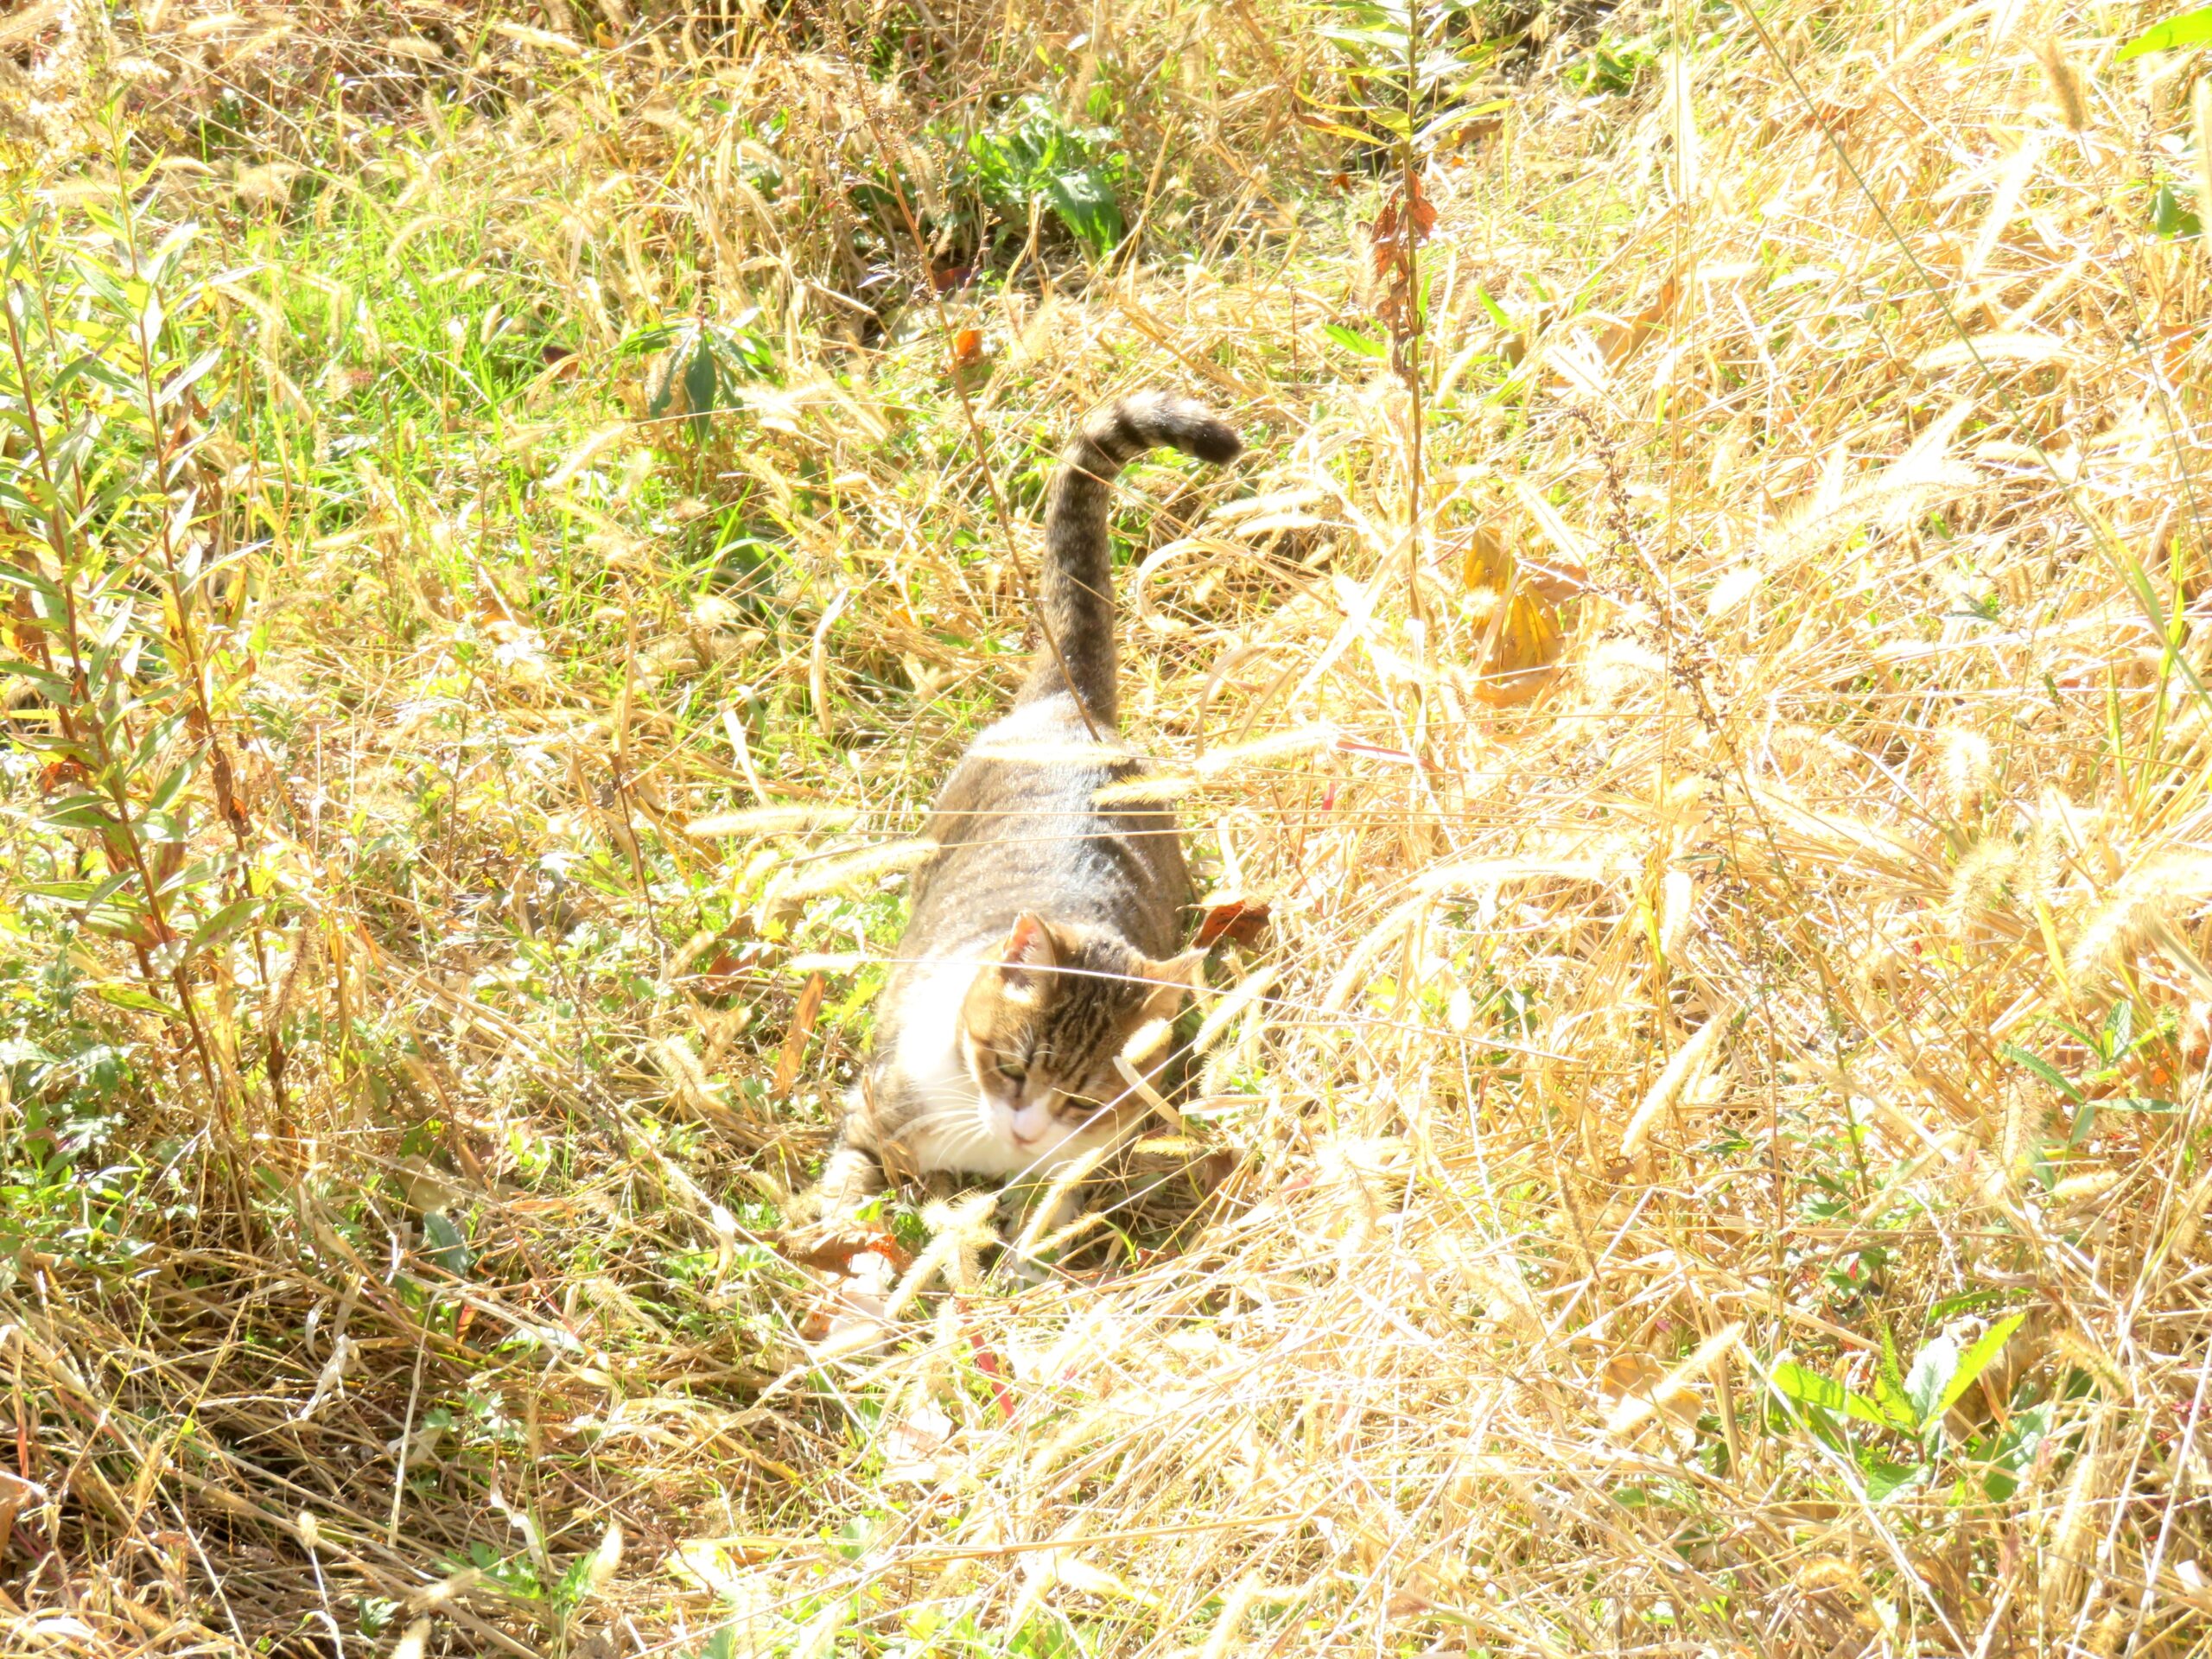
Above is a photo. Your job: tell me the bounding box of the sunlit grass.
[3,1,2210,1655]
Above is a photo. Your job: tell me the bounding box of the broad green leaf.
[1045,169,1122,257]
[186,896,266,963]
[1768,1359,1899,1430]
[2001,1042,2082,1102]
[156,348,223,410]
[1416,99,1508,148]
[40,796,124,834]
[149,219,200,283]
[680,330,719,432]
[1303,118,1383,144]
[1928,1287,2012,1321]
[1850,1390,1914,1433]
[1873,1320,1916,1431]
[0,660,72,702]
[1937,1313,2027,1416]
[147,755,199,813]
[92,982,184,1020]
[647,325,695,420]
[85,870,137,912]
[1325,321,1388,359]
[422,1209,474,1277]
[1860,1456,1926,1503]
[2118,5,2212,59]
[22,879,101,902]
[1906,1334,1960,1428]
[2153,183,2203,238]
[0,559,65,603]
[2103,1000,2133,1054]
[1975,1400,2050,1501]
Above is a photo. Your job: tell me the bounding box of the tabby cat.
[812,391,1243,1225]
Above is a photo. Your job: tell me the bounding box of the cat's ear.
[1141,947,1206,1020]
[998,912,1059,1000]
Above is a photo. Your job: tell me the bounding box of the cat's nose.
[1008,1104,1049,1147]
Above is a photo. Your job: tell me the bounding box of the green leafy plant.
[2117,6,2212,60]
[643,313,779,442]
[1314,0,1499,153]
[2002,1000,2177,1147]
[1564,33,1661,96]
[0,192,289,1141]
[960,94,1132,258]
[2150,175,2205,238]
[1767,1313,2028,1501]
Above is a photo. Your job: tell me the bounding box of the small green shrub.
[960,93,1132,258]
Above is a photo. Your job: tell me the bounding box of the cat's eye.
[996,1059,1027,1086]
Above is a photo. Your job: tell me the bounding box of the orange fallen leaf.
[1465,589,1565,708]
[1459,524,1513,591]
[1599,275,1681,366]
[2158,321,2195,383]
[772,971,826,1096]
[951,327,983,369]
[1196,894,1271,950]
[695,950,748,999]
[1522,555,1588,603]
[38,758,89,795]
[779,1227,912,1275]
[1406,168,1436,235]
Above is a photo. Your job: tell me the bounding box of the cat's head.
[958,912,1201,1167]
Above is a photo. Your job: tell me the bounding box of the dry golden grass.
[3,0,2212,1655]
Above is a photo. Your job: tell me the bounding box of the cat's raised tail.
[1021,391,1243,728]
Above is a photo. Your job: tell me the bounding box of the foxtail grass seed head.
[2036,35,2090,131]
[1622,1017,1727,1156]
[1938,726,1993,819]
[586,1521,623,1594]
[1657,868,1694,961]
[1947,836,2016,932]
[2069,853,2212,978]
[2023,797,2067,908]
[1993,1078,2037,1196]
[2166,1166,2212,1262]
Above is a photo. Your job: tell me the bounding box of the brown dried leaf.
[38,758,89,795]
[1370,199,1402,281]
[1459,524,1512,591]
[1522,555,1588,603]
[772,971,826,1096]
[694,950,749,1000]
[1406,168,1436,237]
[1195,893,1271,950]
[1599,275,1681,366]
[779,1228,912,1275]
[1466,590,1565,708]
[1374,277,1409,333]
